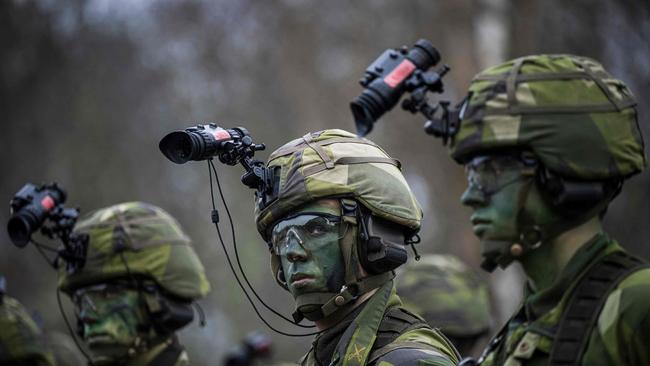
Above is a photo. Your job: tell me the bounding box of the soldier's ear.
[277,268,287,286]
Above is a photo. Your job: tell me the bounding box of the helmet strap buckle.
[340,198,358,225]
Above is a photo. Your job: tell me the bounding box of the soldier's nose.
[285,231,308,262]
[460,184,488,208]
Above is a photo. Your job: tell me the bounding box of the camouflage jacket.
[125,337,190,366]
[479,234,650,366]
[300,281,459,366]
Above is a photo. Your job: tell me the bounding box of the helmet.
[396,254,491,354]
[254,129,422,321]
[448,55,646,271]
[0,287,56,366]
[255,129,422,238]
[58,202,210,300]
[451,54,645,179]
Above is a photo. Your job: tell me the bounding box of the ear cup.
[144,291,194,335]
[536,167,609,217]
[357,214,408,274]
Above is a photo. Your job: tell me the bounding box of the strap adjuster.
[340,199,358,225]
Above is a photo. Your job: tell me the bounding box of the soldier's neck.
[520,216,602,292]
[315,288,377,330]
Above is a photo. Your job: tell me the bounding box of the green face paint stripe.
[76,288,147,363]
[277,207,346,302]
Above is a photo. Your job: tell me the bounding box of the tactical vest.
[301,281,458,366]
[479,250,648,366]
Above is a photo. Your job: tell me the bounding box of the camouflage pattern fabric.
[478,234,650,366]
[396,254,491,338]
[299,281,460,366]
[450,54,646,180]
[255,129,422,241]
[131,338,190,366]
[43,331,86,366]
[0,293,56,366]
[58,201,210,300]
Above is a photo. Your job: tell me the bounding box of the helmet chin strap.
[292,272,395,322]
[291,199,395,323]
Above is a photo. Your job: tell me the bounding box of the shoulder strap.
[549,251,649,366]
[368,307,460,364]
[149,338,185,366]
[367,341,445,365]
[373,307,429,349]
[331,281,394,366]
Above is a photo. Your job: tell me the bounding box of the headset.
[534,158,623,218]
[357,211,410,274]
[345,201,415,275]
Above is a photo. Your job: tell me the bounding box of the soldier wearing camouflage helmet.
[0,275,57,366]
[440,55,650,365]
[254,129,460,366]
[396,254,492,357]
[57,202,211,366]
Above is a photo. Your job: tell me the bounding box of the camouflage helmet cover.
[57,202,210,300]
[0,293,56,366]
[451,54,645,180]
[255,129,423,240]
[397,254,491,336]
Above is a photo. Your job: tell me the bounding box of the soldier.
[57,202,211,366]
[441,55,649,364]
[253,129,460,366]
[0,275,57,366]
[396,254,492,357]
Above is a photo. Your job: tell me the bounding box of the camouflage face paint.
[274,201,346,299]
[464,155,529,195]
[271,215,345,255]
[462,154,563,253]
[73,283,149,364]
[461,155,530,240]
[461,171,521,242]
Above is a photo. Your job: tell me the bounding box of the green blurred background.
[1,0,649,364]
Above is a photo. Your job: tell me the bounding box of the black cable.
[210,160,314,328]
[56,289,95,366]
[30,239,57,268]
[119,251,139,289]
[30,239,59,253]
[193,302,206,327]
[206,160,320,337]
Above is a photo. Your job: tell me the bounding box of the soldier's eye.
[305,218,329,236]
